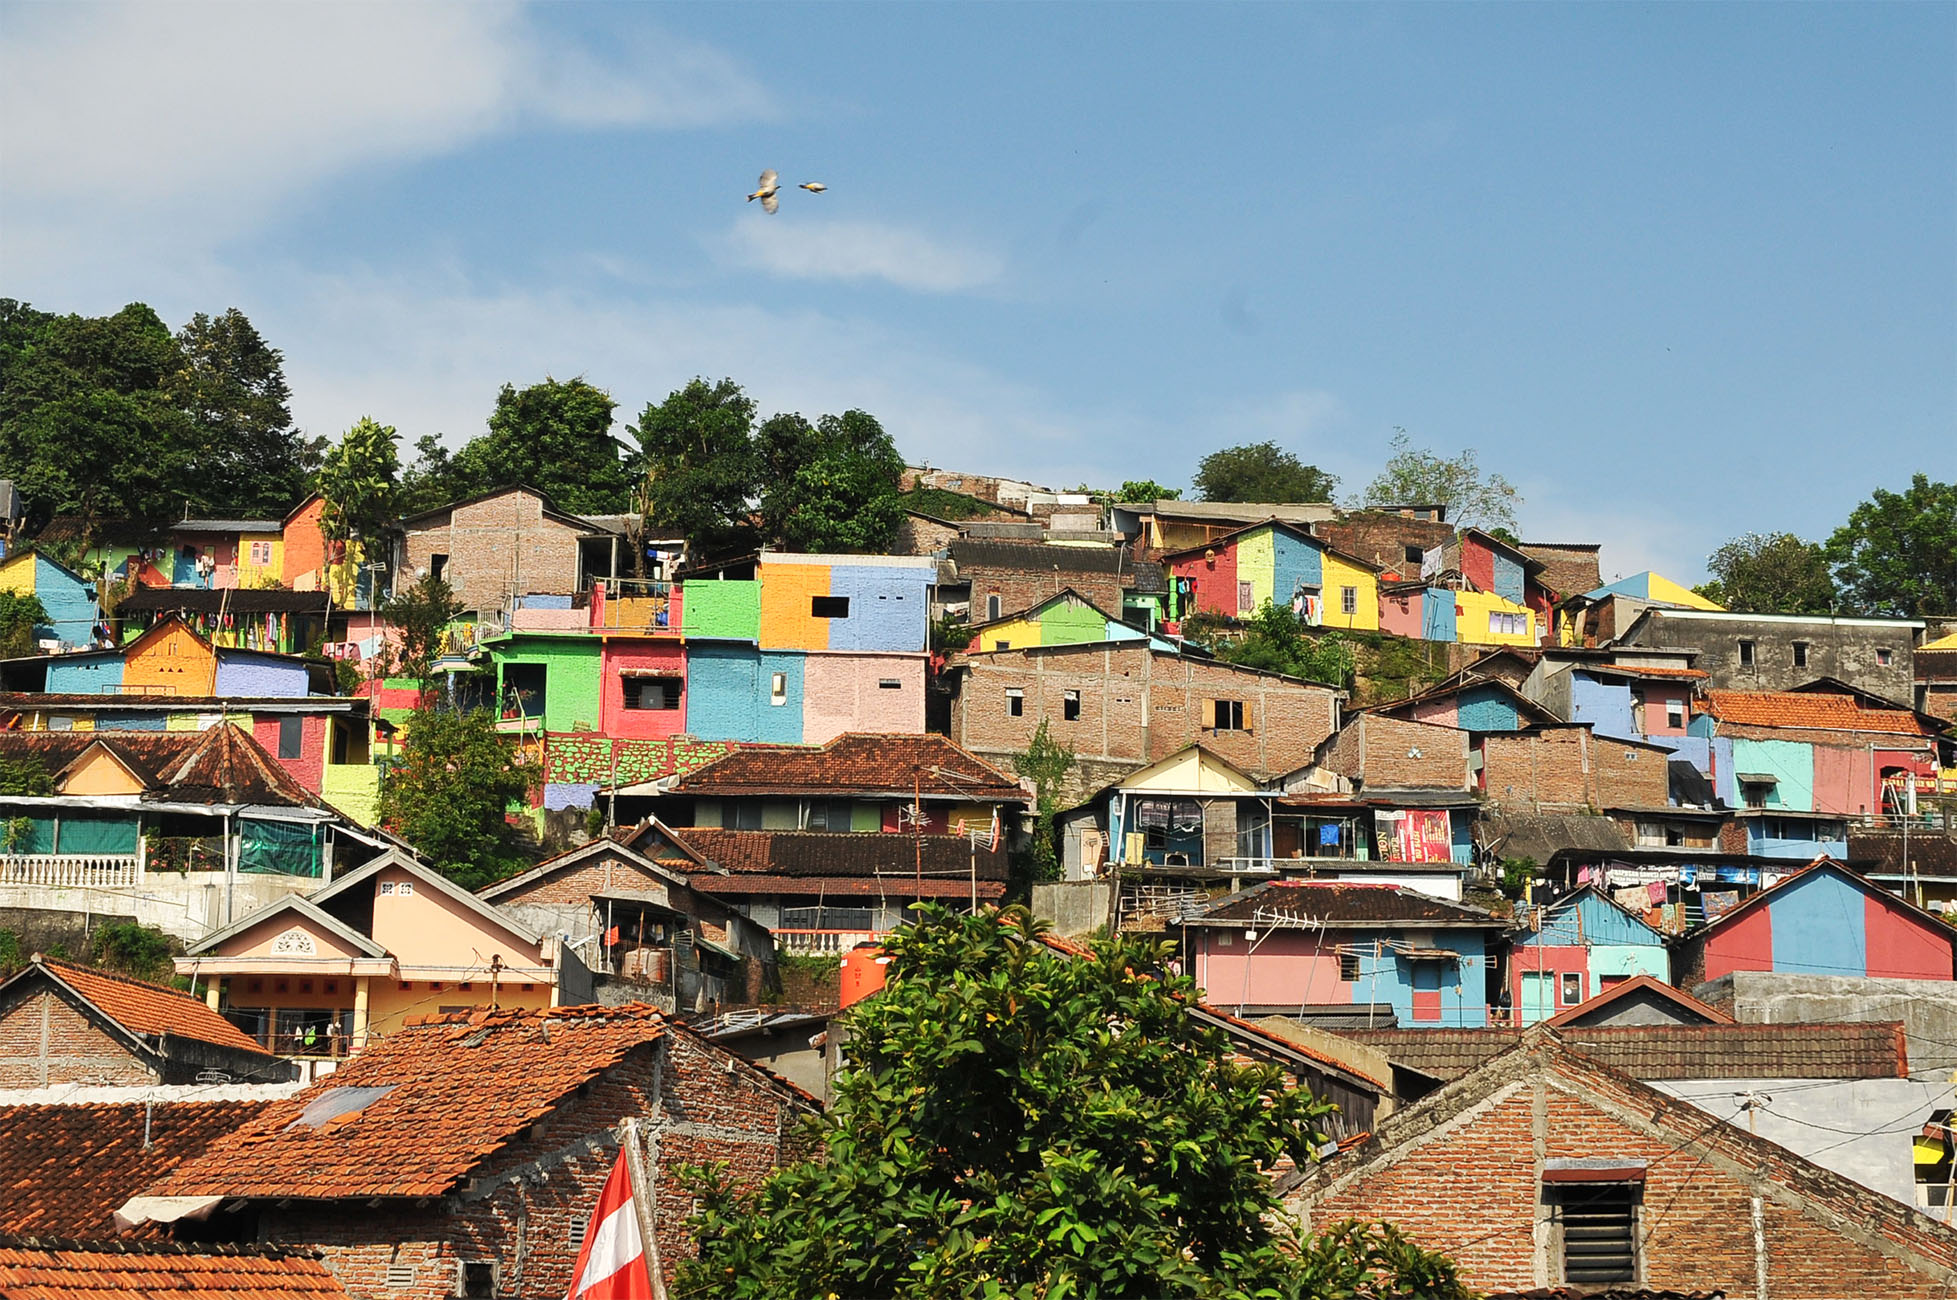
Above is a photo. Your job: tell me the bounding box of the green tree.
[450,378,630,515]
[0,590,50,658]
[1825,475,1957,616]
[1193,442,1338,503]
[1694,532,1836,614]
[758,408,906,552]
[1010,719,1075,893]
[90,921,178,983]
[680,905,1471,1300]
[1361,429,1520,534]
[627,377,760,556]
[1214,601,1356,689]
[316,417,401,558]
[379,707,531,889]
[0,755,52,797]
[168,309,319,515]
[376,575,465,704]
[1115,479,1180,502]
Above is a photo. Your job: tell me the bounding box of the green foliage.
[1010,720,1075,893]
[379,707,531,890]
[1115,479,1180,502]
[0,589,50,657]
[679,905,1470,1300]
[1498,856,1537,901]
[448,378,630,516]
[90,921,179,983]
[2,817,33,854]
[397,434,464,517]
[0,299,314,528]
[376,575,464,706]
[758,408,906,553]
[316,416,401,548]
[1825,474,1957,616]
[901,487,1004,521]
[1193,442,1338,504]
[0,928,19,975]
[1213,602,1356,689]
[1362,428,1520,534]
[1692,532,1834,614]
[931,609,972,652]
[0,756,52,798]
[628,377,761,555]
[1342,631,1448,706]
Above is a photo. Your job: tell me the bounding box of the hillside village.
[2,346,1957,1294]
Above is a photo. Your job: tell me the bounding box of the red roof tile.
[143,1005,678,1201]
[1702,689,1933,736]
[1182,881,1505,928]
[0,1238,347,1298]
[0,726,321,808]
[38,960,275,1060]
[667,828,1011,880]
[0,1101,271,1237]
[672,733,1027,801]
[1337,1020,1907,1081]
[688,873,1007,900]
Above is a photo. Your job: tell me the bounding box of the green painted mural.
[680,580,762,640]
[490,636,604,733]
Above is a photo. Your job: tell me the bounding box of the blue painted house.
[0,551,99,651]
[1175,880,1508,1026]
[1509,885,1670,1023]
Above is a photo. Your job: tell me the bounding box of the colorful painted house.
[1174,880,1506,1025]
[1559,570,1723,647]
[1672,859,1957,987]
[281,494,377,609]
[1163,521,1381,632]
[0,550,98,649]
[1374,677,1560,734]
[967,589,1173,653]
[1509,886,1670,1024]
[1532,660,1708,743]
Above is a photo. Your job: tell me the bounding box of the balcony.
[773,928,883,956]
[0,854,139,889]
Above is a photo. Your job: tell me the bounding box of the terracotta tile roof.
[0,1101,271,1237]
[672,733,1026,802]
[688,873,1007,901]
[0,1237,347,1298]
[667,828,1012,881]
[1336,1021,1907,1082]
[143,1005,676,1201]
[0,726,320,808]
[35,960,276,1060]
[1584,662,1708,680]
[1702,689,1933,736]
[1179,881,1505,928]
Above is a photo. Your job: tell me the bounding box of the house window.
[1006,688,1024,718]
[429,554,448,583]
[1063,690,1080,722]
[770,672,787,705]
[1340,586,1358,615]
[1211,700,1245,731]
[1561,973,1583,1005]
[1737,639,1755,667]
[811,595,850,618]
[623,678,681,710]
[878,679,902,690]
[277,716,303,760]
[1665,827,1684,847]
[1665,699,1685,730]
[987,594,1002,621]
[732,802,765,830]
[1238,581,1255,614]
[1488,611,1527,637]
[1792,642,1809,668]
[1877,648,1894,667]
[1554,1183,1639,1285]
[1338,951,1361,982]
[249,541,272,565]
[1404,545,1424,565]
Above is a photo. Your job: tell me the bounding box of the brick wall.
[892,514,962,557]
[966,566,1126,622]
[1291,1049,1957,1297]
[1479,729,1671,809]
[403,490,591,609]
[0,991,155,1088]
[1325,715,1468,790]
[1312,514,1454,575]
[950,644,1339,782]
[261,1034,814,1300]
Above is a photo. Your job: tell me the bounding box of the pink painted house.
[600,639,689,741]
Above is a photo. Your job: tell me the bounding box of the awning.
[1736,773,1779,785]
[1542,1158,1647,1184]
[114,1195,223,1231]
[694,934,744,964]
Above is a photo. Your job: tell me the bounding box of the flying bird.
[799,182,827,193]
[747,169,780,214]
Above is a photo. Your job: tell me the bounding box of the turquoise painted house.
[1509,885,1670,1024]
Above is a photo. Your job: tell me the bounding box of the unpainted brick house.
[130,1004,816,1300]
[1285,1032,1957,1297]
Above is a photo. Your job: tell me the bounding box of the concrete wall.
[681,580,762,640]
[214,651,310,699]
[44,655,123,695]
[1031,880,1116,939]
[685,644,805,744]
[1624,610,1920,700]
[1699,969,1957,1070]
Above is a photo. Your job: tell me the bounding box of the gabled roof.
[184,893,389,959]
[476,826,705,902]
[1158,518,1384,573]
[961,587,1125,635]
[1367,675,1562,727]
[396,482,605,533]
[1579,571,1724,610]
[1111,743,1268,796]
[0,1238,348,1299]
[671,733,1027,803]
[661,828,1012,882]
[1177,880,1505,929]
[1543,974,1732,1029]
[0,958,279,1063]
[1335,1020,1907,1082]
[136,1004,802,1202]
[1700,688,1935,737]
[1670,857,1952,951]
[0,725,324,809]
[0,1100,275,1236]
[50,737,158,793]
[307,849,545,947]
[1456,527,1546,572]
[1523,883,1667,944]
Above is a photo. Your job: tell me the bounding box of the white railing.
[0,855,141,888]
[773,928,882,955]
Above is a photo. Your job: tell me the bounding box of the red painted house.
[1672,859,1957,987]
[600,639,688,740]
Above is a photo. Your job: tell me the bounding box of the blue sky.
[3,2,1951,582]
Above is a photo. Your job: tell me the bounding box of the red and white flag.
[566,1147,654,1300]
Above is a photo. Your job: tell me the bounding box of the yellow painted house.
[1453,589,1538,647]
[1320,549,1381,632]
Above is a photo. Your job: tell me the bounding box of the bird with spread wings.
[747,169,780,213]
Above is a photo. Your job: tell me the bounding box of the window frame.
[1737,638,1755,667]
[1062,689,1081,722]
[1551,1181,1640,1286]
[1340,585,1358,615]
[1211,699,1245,731]
[1005,687,1024,718]
[810,595,851,619]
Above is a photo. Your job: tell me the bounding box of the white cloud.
[717,214,1005,293]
